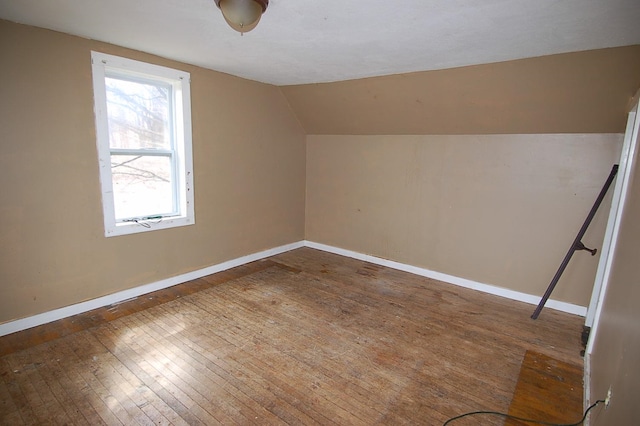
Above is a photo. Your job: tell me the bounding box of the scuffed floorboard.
[505,350,583,426]
[0,247,585,425]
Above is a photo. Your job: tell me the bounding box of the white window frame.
[91,51,195,237]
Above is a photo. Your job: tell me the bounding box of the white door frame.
[584,94,640,418]
[585,100,640,329]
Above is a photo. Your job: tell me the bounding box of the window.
[91,52,194,236]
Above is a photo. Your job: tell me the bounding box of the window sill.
[105,215,195,237]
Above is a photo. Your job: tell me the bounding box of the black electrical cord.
[443,399,605,426]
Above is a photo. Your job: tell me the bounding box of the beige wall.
[306,134,622,306]
[1,17,638,326]
[589,113,640,425]
[282,46,640,135]
[0,20,306,323]
[297,46,640,309]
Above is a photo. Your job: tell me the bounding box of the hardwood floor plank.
[160,292,362,421]
[123,312,278,425]
[47,337,125,425]
[33,340,107,426]
[505,350,583,426]
[59,331,153,426]
[0,248,584,425]
[1,355,43,424]
[1,410,25,425]
[101,323,224,425]
[203,266,517,416]
[192,284,383,423]
[152,298,356,424]
[0,368,22,425]
[194,274,490,424]
[95,344,189,426]
[272,249,583,364]
[35,350,101,425]
[92,325,204,426]
[153,306,330,425]
[132,308,297,425]
[21,347,75,425]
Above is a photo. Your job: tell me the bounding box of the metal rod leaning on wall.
[531,164,619,320]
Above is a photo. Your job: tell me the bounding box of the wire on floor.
[442,399,605,426]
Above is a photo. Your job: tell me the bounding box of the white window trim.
[91,51,195,237]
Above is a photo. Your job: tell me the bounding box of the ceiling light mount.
[214,0,269,34]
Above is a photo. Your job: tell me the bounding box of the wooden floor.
[0,247,585,425]
[505,351,583,426]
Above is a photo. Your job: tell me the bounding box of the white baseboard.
[0,238,586,337]
[0,241,304,337]
[303,240,587,317]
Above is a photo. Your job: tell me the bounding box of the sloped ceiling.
[0,0,639,85]
[281,46,640,134]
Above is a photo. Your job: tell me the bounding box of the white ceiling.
[1,0,639,86]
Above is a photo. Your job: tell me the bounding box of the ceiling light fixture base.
[214,0,269,34]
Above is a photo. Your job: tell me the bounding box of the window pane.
[111,155,174,219]
[106,77,171,150]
